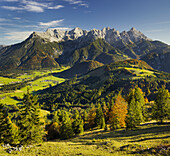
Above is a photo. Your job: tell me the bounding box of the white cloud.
[48,5,64,10]
[79,3,88,8]
[39,19,64,27]
[2,6,24,11]
[50,27,72,30]
[1,0,64,12]
[13,17,21,20]
[4,31,33,41]
[0,18,9,22]
[64,0,89,7]
[22,0,48,8]
[24,4,44,12]
[70,1,83,4]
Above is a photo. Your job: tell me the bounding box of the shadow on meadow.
[77,123,170,142]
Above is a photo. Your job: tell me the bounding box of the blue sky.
[0,0,170,45]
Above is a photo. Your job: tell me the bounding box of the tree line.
[0,86,169,146]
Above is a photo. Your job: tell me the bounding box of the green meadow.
[0,68,67,105]
[0,122,169,156]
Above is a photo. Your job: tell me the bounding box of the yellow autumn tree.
[109,95,128,130]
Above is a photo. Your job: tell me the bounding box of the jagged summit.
[130,27,137,31]
[30,27,150,44]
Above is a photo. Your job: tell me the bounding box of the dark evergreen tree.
[95,103,105,129]
[0,103,18,144]
[152,87,170,123]
[125,97,137,128]
[17,91,44,145]
[72,110,84,134]
[126,87,144,129]
[60,111,74,139]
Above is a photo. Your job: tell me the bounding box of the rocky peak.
[28,27,150,45]
[120,31,132,43]
[127,27,149,43]
[66,27,85,40]
[130,27,137,31]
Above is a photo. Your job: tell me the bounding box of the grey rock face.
[127,27,149,43]
[31,27,150,46]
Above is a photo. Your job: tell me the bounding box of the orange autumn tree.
[109,94,128,130]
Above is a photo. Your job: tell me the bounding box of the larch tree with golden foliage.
[109,95,128,130]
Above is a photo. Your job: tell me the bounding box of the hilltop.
[56,60,104,78]
[38,59,170,109]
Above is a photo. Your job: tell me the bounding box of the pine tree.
[72,110,84,134]
[95,103,105,129]
[17,91,44,145]
[152,87,170,123]
[0,103,18,144]
[60,111,74,139]
[109,95,127,130]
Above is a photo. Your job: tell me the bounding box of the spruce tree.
[126,87,144,129]
[17,91,44,145]
[95,103,105,129]
[0,103,18,144]
[72,110,84,134]
[60,111,74,139]
[126,96,138,128]
[153,87,170,123]
[134,87,145,120]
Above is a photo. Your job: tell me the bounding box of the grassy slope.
[0,122,169,156]
[0,68,67,105]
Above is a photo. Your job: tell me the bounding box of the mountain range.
[0,27,169,72]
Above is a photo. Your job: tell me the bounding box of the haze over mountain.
[0,27,169,72]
